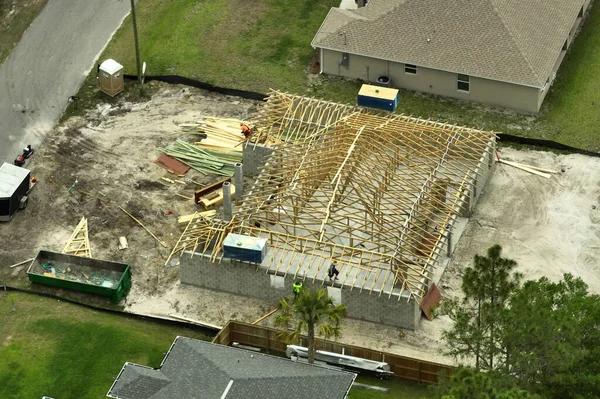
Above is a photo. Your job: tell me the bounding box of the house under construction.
[179,91,496,330]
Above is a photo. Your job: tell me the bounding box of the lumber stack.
[161,140,242,176]
[197,117,246,150]
[499,159,560,178]
[179,117,247,150]
[198,184,236,209]
[177,210,216,230]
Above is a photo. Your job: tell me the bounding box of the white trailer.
[0,163,31,222]
[286,345,393,379]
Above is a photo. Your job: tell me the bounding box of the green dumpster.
[27,250,132,302]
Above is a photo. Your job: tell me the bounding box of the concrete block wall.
[472,145,496,209]
[341,288,421,330]
[459,143,496,217]
[180,253,423,330]
[180,253,288,303]
[242,143,274,177]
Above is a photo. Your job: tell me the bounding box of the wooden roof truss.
[190,92,496,300]
[63,217,92,258]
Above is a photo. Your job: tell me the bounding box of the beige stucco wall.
[321,49,542,112]
[322,50,388,82]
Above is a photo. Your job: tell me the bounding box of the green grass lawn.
[0,292,209,399]
[88,0,600,151]
[0,0,48,64]
[102,0,342,93]
[0,292,435,399]
[350,376,435,399]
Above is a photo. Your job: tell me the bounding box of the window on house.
[457,74,470,92]
[404,64,417,74]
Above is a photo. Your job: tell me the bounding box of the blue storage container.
[223,233,268,263]
[357,84,399,112]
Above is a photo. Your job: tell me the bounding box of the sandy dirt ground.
[441,148,600,301]
[0,82,258,298]
[2,84,600,367]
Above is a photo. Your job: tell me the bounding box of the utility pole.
[130,0,141,83]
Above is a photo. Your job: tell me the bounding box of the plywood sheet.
[154,153,190,175]
[420,283,441,321]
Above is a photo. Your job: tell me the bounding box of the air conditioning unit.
[375,75,392,88]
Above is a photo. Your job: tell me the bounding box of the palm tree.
[275,287,347,364]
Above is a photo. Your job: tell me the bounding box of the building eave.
[313,45,545,89]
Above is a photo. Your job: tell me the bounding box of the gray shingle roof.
[311,0,587,87]
[107,337,355,399]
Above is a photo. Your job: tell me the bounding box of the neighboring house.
[106,336,356,399]
[312,0,592,112]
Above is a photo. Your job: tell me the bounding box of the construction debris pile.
[33,261,122,288]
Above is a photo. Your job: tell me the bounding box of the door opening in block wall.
[327,286,342,305]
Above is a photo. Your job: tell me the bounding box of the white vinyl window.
[404,64,417,74]
[457,74,470,92]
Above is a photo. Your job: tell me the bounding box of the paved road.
[0,0,133,164]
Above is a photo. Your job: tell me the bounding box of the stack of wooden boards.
[161,117,249,177]
[179,117,247,150]
[161,139,242,176]
[499,159,560,178]
[195,117,246,150]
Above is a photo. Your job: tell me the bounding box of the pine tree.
[443,244,521,370]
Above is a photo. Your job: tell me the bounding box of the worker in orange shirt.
[241,123,252,139]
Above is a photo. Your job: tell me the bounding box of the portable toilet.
[357,84,399,112]
[99,59,124,97]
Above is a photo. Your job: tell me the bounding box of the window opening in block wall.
[270,275,285,290]
[327,286,342,305]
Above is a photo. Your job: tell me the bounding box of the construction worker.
[328,263,340,282]
[241,123,252,139]
[292,281,303,299]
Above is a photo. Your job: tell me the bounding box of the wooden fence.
[213,321,452,384]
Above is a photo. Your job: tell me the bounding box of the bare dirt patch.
[0,82,258,301]
[441,148,600,299]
